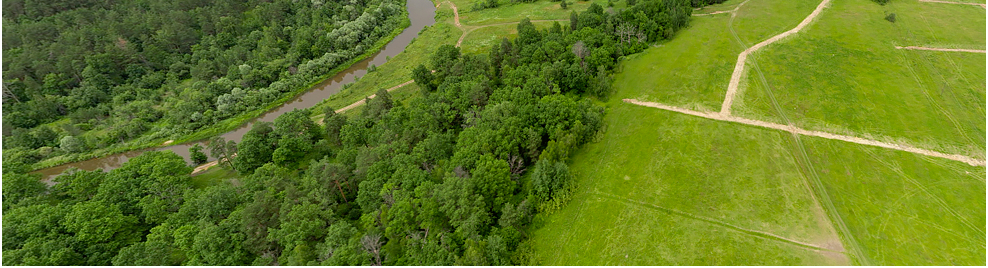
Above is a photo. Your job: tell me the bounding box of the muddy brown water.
[35,0,437,182]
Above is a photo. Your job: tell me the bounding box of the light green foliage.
[59,136,84,153]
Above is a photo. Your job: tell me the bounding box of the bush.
[530,159,570,203]
[884,13,896,23]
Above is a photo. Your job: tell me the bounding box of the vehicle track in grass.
[592,191,845,253]
[918,0,987,8]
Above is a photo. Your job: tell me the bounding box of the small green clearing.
[450,0,619,26]
[191,166,240,188]
[459,20,563,54]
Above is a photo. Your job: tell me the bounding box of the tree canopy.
[2,0,701,265]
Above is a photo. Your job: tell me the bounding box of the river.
[35,0,437,182]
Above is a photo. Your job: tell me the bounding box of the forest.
[3,0,699,265]
[1,0,408,169]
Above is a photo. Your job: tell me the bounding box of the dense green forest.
[3,0,698,265]
[1,0,408,169]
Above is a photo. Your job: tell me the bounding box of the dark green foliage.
[884,13,896,23]
[1,173,47,210]
[323,107,348,146]
[2,0,706,265]
[690,0,728,7]
[233,122,276,174]
[872,0,892,5]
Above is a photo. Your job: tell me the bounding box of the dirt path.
[625,99,986,166]
[191,160,219,175]
[918,0,987,8]
[721,0,832,116]
[693,10,733,16]
[895,46,987,53]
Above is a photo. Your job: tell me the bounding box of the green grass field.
[526,102,849,265]
[734,0,986,156]
[528,0,986,265]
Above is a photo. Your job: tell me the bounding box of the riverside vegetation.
[2,0,409,170]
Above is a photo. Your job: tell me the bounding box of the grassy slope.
[734,0,986,157]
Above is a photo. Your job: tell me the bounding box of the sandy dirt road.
[626,99,986,166]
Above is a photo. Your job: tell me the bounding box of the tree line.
[2,0,700,265]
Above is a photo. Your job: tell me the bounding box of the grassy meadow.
[528,0,986,265]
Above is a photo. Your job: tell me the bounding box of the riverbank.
[28,10,413,173]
